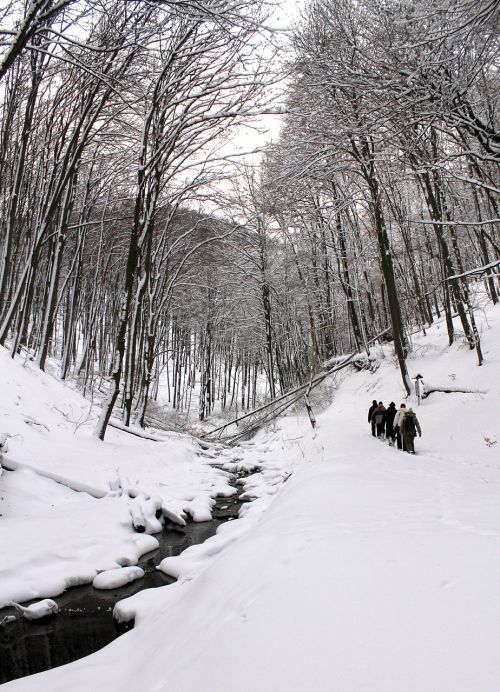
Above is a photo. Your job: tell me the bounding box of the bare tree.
[95,0,271,439]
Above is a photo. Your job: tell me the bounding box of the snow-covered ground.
[1,301,500,691]
[0,349,242,607]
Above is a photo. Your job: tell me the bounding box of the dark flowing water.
[0,489,244,684]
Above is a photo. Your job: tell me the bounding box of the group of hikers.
[368,400,422,454]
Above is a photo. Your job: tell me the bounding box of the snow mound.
[93,567,145,590]
[6,598,58,620]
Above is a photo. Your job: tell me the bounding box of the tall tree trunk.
[354,136,411,394]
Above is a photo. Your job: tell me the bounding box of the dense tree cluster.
[267,0,499,393]
[0,0,498,437]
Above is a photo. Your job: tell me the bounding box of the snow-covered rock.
[93,566,145,590]
[6,598,58,620]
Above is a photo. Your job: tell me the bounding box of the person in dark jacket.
[372,402,386,438]
[383,402,397,445]
[368,400,378,436]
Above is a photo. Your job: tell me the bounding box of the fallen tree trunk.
[108,420,159,441]
[205,354,356,439]
[422,386,488,398]
[204,328,402,442]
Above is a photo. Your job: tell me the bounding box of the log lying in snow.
[4,599,59,620]
[422,386,488,398]
[205,331,392,442]
[108,420,159,441]
[352,355,380,373]
[161,504,187,527]
[128,493,164,533]
[128,502,146,532]
[205,354,356,439]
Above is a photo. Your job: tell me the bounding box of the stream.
[0,482,245,684]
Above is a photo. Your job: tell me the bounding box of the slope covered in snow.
[1,302,500,691]
[0,348,236,607]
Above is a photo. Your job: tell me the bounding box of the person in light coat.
[393,403,407,450]
[400,407,422,454]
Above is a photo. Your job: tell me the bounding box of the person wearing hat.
[383,402,397,445]
[372,401,387,438]
[367,399,378,437]
[393,403,407,450]
[400,407,422,454]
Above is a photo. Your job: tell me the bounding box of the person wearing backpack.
[368,400,378,436]
[372,402,386,438]
[400,407,422,454]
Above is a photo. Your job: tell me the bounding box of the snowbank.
[0,347,235,607]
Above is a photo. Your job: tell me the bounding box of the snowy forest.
[0,0,499,690]
[0,0,498,437]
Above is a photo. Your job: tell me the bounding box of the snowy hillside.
[0,348,241,607]
[1,302,500,691]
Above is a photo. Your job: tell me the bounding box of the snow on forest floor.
[1,300,500,691]
[0,348,262,607]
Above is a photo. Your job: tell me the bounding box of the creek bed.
[0,487,244,684]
